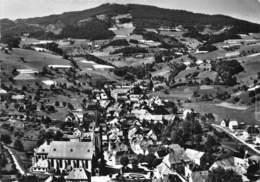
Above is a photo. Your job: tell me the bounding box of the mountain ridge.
[1,3,260,40]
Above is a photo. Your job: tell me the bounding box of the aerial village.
[1,3,260,182]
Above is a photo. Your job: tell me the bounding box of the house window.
[51,159,54,167]
[70,149,73,152]
[53,148,56,151]
[85,160,88,168]
[59,159,62,168]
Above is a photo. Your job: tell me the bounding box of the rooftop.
[36,141,94,160]
[66,168,89,180]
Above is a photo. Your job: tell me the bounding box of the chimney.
[47,139,51,145]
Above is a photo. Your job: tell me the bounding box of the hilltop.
[1,3,260,40]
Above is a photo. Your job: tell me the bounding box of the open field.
[150,87,195,101]
[194,49,227,60]
[183,102,258,125]
[215,102,249,110]
[0,48,71,71]
[237,54,260,85]
[111,56,155,67]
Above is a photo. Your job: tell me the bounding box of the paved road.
[212,124,260,155]
[3,145,26,176]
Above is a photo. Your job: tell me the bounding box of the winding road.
[212,124,260,155]
[3,145,26,176]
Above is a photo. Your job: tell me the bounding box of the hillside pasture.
[0,48,71,71]
[237,54,260,85]
[183,102,258,125]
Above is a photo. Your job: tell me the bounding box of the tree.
[54,130,64,141]
[0,151,7,167]
[170,129,184,145]
[0,134,12,145]
[204,113,215,123]
[14,139,24,151]
[209,167,243,182]
[205,135,219,153]
[55,101,60,107]
[12,68,18,75]
[145,153,157,168]
[0,34,21,48]
[120,156,129,167]
[19,175,40,182]
[203,77,212,85]
[41,66,49,75]
[67,103,74,110]
[132,158,139,169]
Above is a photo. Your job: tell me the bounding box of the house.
[14,73,35,80]
[229,120,239,131]
[195,60,203,65]
[17,69,39,74]
[0,88,8,100]
[32,46,48,52]
[129,94,141,103]
[111,88,129,101]
[220,120,228,128]
[224,51,240,58]
[0,88,7,94]
[82,132,94,142]
[65,114,81,124]
[66,168,90,182]
[42,80,57,89]
[32,141,94,173]
[73,129,82,138]
[184,166,208,182]
[92,64,114,71]
[11,94,25,100]
[48,65,72,69]
[155,162,173,178]
[155,162,187,182]
[72,109,84,123]
[185,149,205,166]
[163,145,191,175]
[210,157,249,176]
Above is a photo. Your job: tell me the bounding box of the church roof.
[36,141,94,160]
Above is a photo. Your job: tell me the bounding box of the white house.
[185,149,205,166]
[220,120,227,128]
[229,120,239,131]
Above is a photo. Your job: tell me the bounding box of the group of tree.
[101,39,129,49]
[0,134,12,145]
[37,129,64,146]
[33,42,63,55]
[14,139,24,151]
[82,53,114,67]
[0,34,21,48]
[114,63,154,80]
[111,46,148,56]
[212,59,244,86]
[198,44,218,52]
[167,62,186,87]
[59,19,114,40]
[208,167,243,182]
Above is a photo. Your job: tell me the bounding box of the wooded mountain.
[1,3,260,40]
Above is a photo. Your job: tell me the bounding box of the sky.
[1,0,260,24]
